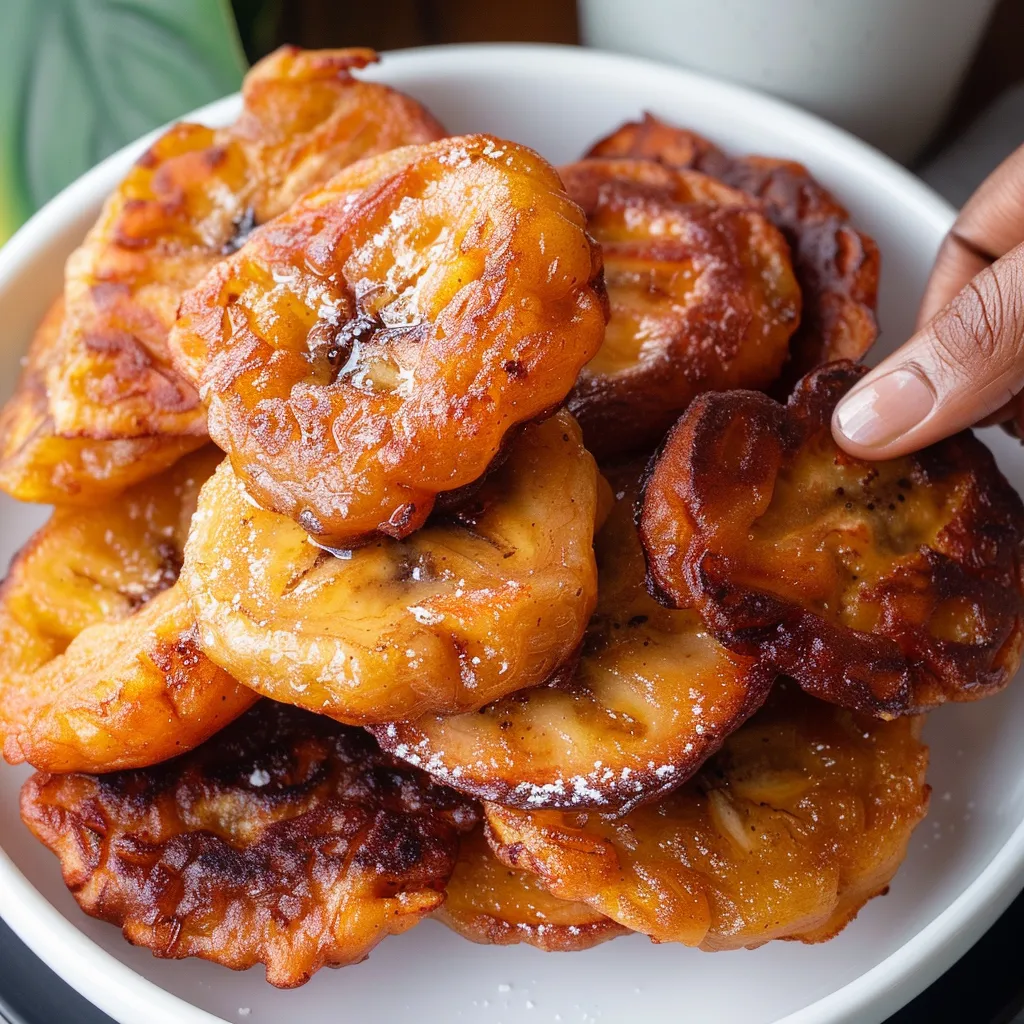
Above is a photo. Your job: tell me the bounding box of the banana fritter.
[561,159,800,458]
[640,362,1024,716]
[0,448,256,772]
[182,412,600,723]
[169,134,607,545]
[0,300,203,504]
[375,463,772,812]
[436,825,626,951]
[21,702,478,988]
[49,46,446,443]
[0,47,445,503]
[586,114,880,386]
[485,681,929,949]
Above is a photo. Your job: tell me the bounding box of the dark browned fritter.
[586,114,881,390]
[639,361,1024,717]
[560,157,801,458]
[21,701,479,987]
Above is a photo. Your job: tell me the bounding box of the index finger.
[918,143,1024,328]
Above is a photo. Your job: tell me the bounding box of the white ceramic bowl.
[1,43,1021,1024]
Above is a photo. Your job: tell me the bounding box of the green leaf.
[0,0,248,240]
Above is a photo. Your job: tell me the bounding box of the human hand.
[832,143,1024,459]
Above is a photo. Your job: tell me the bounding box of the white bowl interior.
[1,43,1022,1024]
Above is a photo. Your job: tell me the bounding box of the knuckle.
[960,279,999,359]
[929,255,1024,376]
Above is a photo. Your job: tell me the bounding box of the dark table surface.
[1,891,1023,1024]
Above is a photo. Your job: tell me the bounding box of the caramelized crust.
[182,412,600,723]
[436,825,626,951]
[0,300,203,504]
[0,448,256,771]
[0,48,445,500]
[562,159,800,458]
[374,463,772,812]
[586,114,880,386]
[639,361,1024,716]
[485,681,929,949]
[169,134,607,545]
[21,702,478,987]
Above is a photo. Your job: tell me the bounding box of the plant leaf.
[0,0,248,240]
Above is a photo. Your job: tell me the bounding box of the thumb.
[832,241,1024,459]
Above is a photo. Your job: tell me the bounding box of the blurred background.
[3,0,1022,240]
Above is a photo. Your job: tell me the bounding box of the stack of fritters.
[3,49,1022,989]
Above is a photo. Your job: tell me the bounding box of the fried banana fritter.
[374,463,772,813]
[169,134,607,546]
[586,114,880,386]
[2,586,254,775]
[21,702,478,987]
[0,448,256,772]
[48,47,446,444]
[0,300,203,504]
[182,412,600,723]
[0,47,445,503]
[485,681,929,949]
[561,159,800,458]
[436,825,626,951]
[640,362,1024,717]
[227,46,447,224]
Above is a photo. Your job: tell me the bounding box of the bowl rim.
[3,40,1015,1024]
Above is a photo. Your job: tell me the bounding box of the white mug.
[578,0,999,163]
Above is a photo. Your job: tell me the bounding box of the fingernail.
[834,369,935,448]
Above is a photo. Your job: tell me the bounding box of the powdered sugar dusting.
[375,723,693,815]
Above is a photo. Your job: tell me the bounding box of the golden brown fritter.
[169,134,607,545]
[374,462,772,812]
[485,680,930,949]
[586,114,880,388]
[0,48,446,503]
[182,412,600,723]
[436,825,626,951]
[561,159,800,458]
[639,361,1024,717]
[48,47,447,445]
[0,448,256,772]
[21,702,478,988]
[0,300,203,504]
[228,46,448,221]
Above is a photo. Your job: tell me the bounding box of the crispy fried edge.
[639,360,1024,716]
[561,158,800,458]
[19,704,478,986]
